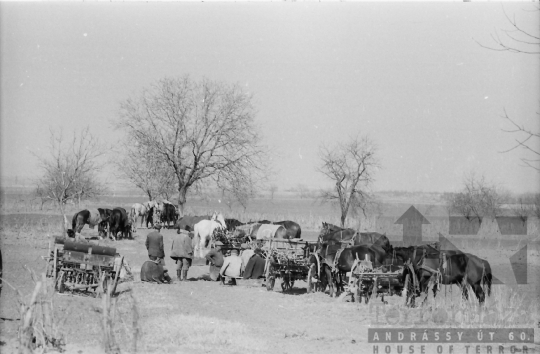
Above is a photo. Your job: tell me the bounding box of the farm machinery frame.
[45,237,124,297]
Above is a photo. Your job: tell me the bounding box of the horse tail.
[72,212,78,231]
[194,224,201,251]
[483,261,492,297]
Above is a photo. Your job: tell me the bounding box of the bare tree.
[445,172,505,220]
[220,178,256,212]
[476,5,539,55]
[118,143,177,201]
[318,135,379,227]
[114,76,266,216]
[296,184,309,199]
[33,127,105,233]
[268,184,278,200]
[476,6,540,171]
[500,110,540,172]
[510,193,540,220]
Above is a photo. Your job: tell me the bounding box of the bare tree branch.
[317,134,379,227]
[475,5,540,54]
[113,76,267,216]
[445,172,505,219]
[33,127,106,232]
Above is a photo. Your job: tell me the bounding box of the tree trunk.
[177,187,187,217]
[59,203,67,236]
[340,213,346,228]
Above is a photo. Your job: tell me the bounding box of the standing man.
[145,224,171,282]
[171,229,194,281]
[219,248,243,285]
[205,241,225,281]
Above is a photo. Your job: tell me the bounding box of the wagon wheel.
[266,275,275,291]
[96,272,109,298]
[364,278,377,305]
[110,256,124,296]
[355,276,363,304]
[403,273,415,307]
[56,270,66,293]
[307,266,314,293]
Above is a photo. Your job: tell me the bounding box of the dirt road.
[1,221,539,354]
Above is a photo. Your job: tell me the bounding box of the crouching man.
[205,241,225,281]
[219,249,243,286]
[171,229,194,281]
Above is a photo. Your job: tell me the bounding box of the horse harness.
[317,230,357,274]
[408,246,448,293]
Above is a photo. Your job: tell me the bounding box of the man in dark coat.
[243,248,266,279]
[205,241,225,281]
[171,229,194,281]
[145,224,171,282]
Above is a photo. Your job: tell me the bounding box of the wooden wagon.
[262,238,319,292]
[343,257,404,304]
[45,237,124,297]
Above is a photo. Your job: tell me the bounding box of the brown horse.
[393,246,492,306]
[315,240,387,297]
[319,222,392,253]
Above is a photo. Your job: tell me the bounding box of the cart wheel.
[96,273,109,298]
[371,277,378,301]
[338,292,353,302]
[356,278,363,304]
[403,273,415,307]
[56,271,66,293]
[266,275,275,291]
[307,267,314,293]
[110,257,124,296]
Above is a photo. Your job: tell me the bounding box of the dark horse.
[393,245,492,306]
[313,240,388,297]
[274,221,302,239]
[255,220,302,239]
[225,218,244,232]
[175,215,211,232]
[319,222,392,253]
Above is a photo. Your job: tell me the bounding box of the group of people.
[143,224,266,285]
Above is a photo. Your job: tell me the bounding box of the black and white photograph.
[0,2,538,353]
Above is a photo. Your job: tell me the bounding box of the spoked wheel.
[403,273,416,307]
[307,267,314,293]
[266,275,275,291]
[96,273,109,298]
[56,271,66,293]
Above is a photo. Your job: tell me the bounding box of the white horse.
[193,212,226,258]
[130,203,148,228]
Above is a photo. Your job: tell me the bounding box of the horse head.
[393,246,414,263]
[215,213,226,229]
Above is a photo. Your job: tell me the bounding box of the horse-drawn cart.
[262,238,318,292]
[345,257,404,304]
[45,237,124,297]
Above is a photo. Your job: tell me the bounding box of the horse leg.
[472,283,485,304]
[324,267,335,297]
[461,282,469,301]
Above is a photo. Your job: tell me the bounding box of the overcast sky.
[1,2,538,193]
